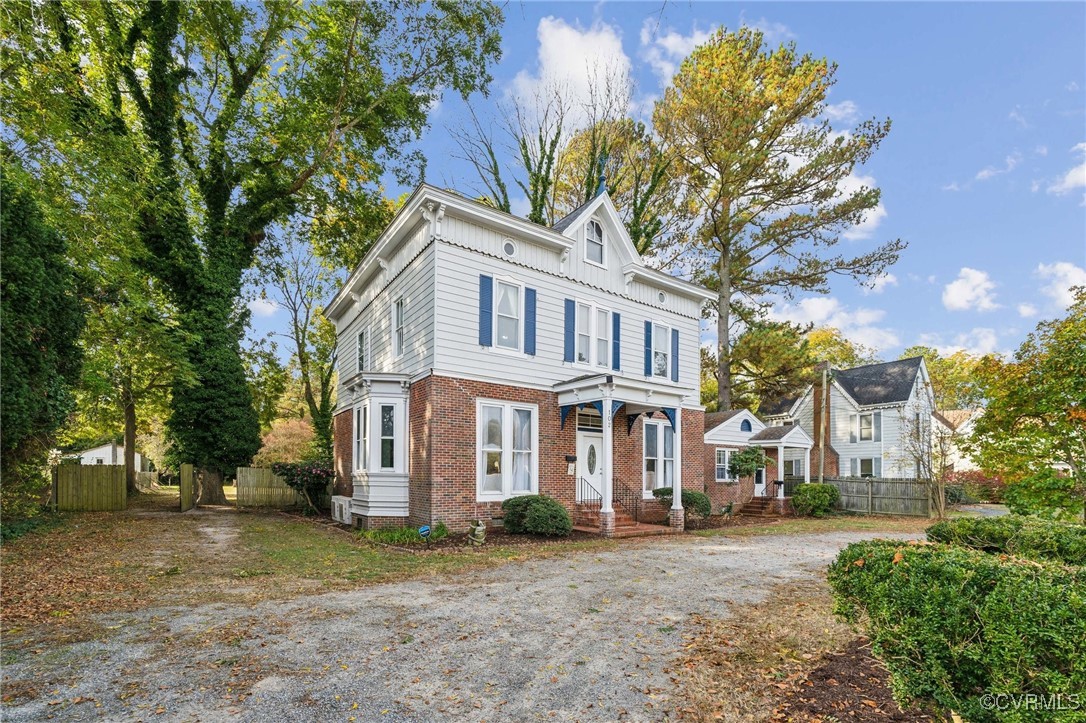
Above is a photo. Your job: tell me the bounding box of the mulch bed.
[685,514,788,530]
[772,638,942,722]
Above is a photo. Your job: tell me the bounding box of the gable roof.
[748,424,814,447]
[935,408,979,430]
[551,198,595,233]
[832,357,924,406]
[704,409,745,432]
[759,396,800,417]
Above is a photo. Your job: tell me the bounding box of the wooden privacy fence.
[54,464,126,511]
[135,471,159,492]
[825,477,932,517]
[236,467,307,508]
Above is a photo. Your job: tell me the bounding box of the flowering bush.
[271,460,334,513]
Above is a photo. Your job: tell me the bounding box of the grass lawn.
[690,514,932,538]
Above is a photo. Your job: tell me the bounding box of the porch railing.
[577,476,602,505]
[612,477,643,523]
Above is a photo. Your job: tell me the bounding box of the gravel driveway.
[2,530,915,722]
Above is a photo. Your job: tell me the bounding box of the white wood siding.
[334,227,436,398]
[432,240,701,403]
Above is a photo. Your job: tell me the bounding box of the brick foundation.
[668,506,685,531]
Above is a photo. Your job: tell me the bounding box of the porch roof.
[553,372,689,431]
[747,424,814,449]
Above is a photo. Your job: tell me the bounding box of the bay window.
[477,401,538,500]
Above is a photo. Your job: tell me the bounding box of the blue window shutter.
[643,321,652,376]
[563,299,575,362]
[611,313,621,371]
[670,329,679,382]
[873,411,882,442]
[524,288,537,356]
[478,275,493,346]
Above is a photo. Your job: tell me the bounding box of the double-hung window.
[354,403,369,472]
[715,449,732,482]
[643,420,675,495]
[495,281,521,351]
[356,327,369,373]
[393,298,405,358]
[478,401,537,500]
[652,323,670,378]
[585,220,604,265]
[379,404,396,470]
[784,459,803,477]
[575,302,611,367]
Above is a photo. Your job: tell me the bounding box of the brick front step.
[735,496,793,517]
[573,523,680,538]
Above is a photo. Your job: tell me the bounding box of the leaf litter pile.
[670,578,937,722]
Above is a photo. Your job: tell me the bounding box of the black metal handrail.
[612,477,642,522]
[577,476,602,505]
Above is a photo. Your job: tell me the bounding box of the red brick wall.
[332,409,353,497]
[420,375,576,531]
[810,369,841,479]
[408,376,433,526]
[702,443,755,512]
[682,408,706,494]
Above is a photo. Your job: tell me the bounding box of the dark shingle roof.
[833,357,923,406]
[759,396,798,417]
[551,199,595,233]
[749,426,793,441]
[704,410,745,432]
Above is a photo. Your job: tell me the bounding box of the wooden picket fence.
[135,471,159,492]
[825,477,931,517]
[54,464,126,511]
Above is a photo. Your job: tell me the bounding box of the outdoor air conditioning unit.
[331,495,352,525]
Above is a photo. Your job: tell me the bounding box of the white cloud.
[1035,261,1086,308]
[862,273,898,295]
[509,195,532,219]
[975,151,1022,181]
[739,14,796,45]
[1068,81,1080,92]
[639,19,714,85]
[942,268,1000,311]
[927,275,936,284]
[248,298,279,318]
[1046,142,1086,198]
[838,173,887,240]
[1035,145,1048,157]
[512,17,632,122]
[941,182,962,192]
[769,297,899,351]
[824,100,859,124]
[1017,303,1038,318]
[918,328,1000,356]
[1008,106,1029,128]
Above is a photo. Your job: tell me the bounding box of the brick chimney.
[810,363,840,479]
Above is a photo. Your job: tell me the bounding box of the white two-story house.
[762,357,935,480]
[324,184,713,535]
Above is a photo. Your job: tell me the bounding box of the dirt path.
[2,529,919,722]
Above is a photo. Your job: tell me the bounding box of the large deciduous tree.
[3,1,502,503]
[0,160,86,518]
[966,289,1086,522]
[654,27,905,410]
[807,327,880,369]
[899,346,985,410]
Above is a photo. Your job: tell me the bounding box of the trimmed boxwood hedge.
[500,495,572,536]
[791,483,840,517]
[651,487,711,518]
[829,540,1086,722]
[926,515,1086,566]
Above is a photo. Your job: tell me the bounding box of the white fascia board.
[622,264,715,302]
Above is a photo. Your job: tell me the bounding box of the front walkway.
[2,529,920,722]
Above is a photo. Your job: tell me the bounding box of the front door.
[753,468,767,497]
[577,432,603,501]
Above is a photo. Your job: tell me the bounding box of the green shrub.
[791,483,840,517]
[501,495,571,536]
[829,540,1086,722]
[926,515,1086,566]
[361,522,449,545]
[943,484,966,505]
[651,487,711,518]
[271,460,334,512]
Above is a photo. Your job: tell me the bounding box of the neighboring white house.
[324,184,714,534]
[74,442,147,470]
[703,408,813,498]
[763,357,935,479]
[932,408,983,473]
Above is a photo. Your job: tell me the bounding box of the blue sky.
[250,1,1086,361]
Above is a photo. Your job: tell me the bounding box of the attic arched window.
[740,419,753,432]
[585,220,604,265]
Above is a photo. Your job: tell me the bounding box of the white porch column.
[672,410,683,510]
[599,387,615,537]
[777,444,785,499]
[804,448,811,483]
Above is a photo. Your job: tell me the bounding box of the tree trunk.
[717,248,732,410]
[196,467,228,506]
[124,399,138,495]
